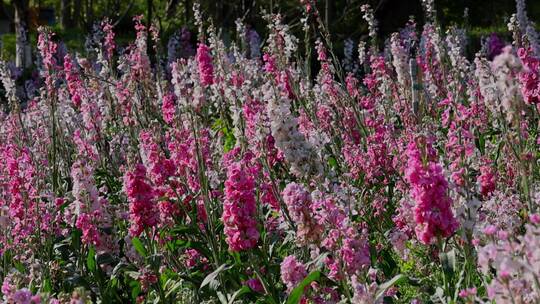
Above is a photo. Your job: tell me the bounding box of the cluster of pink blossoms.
[75,212,101,246]
[517,47,540,105]
[196,43,214,87]
[123,164,159,236]
[1,288,41,304]
[63,54,83,108]
[477,214,540,303]
[184,249,209,269]
[139,130,175,186]
[282,182,323,244]
[101,19,116,60]
[222,160,259,251]
[280,255,307,293]
[478,160,497,197]
[405,139,459,244]
[1,143,48,252]
[315,197,371,280]
[37,28,59,93]
[161,93,176,124]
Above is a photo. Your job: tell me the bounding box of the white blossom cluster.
[390,33,410,89]
[266,87,322,179]
[421,0,436,23]
[474,55,500,114]
[515,0,540,55]
[265,14,298,62]
[360,4,378,42]
[491,46,524,123]
[445,27,470,76]
[358,41,367,66]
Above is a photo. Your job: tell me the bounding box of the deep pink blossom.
[222,158,259,251]
[518,47,540,105]
[196,43,214,86]
[102,19,116,60]
[478,161,497,197]
[76,212,101,246]
[161,93,176,124]
[246,278,264,293]
[63,54,83,108]
[124,164,159,236]
[405,139,459,244]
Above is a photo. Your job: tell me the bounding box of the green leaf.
[42,278,52,293]
[375,274,407,300]
[286,271,321,304]
[130,280,141,301]
[148,254,163,269]
[165,279,185,298]
[96,253,114,265]
[200,264,232,291]
[379,249,398,277]
[167,239,211,259]
[111,262,130,280]
[475,132,486,155]
[211,118,225,131]
[223,132,236,153]
[126,271,141,280]
[228,286,250,304]
[229,251,242,265]
[432,287,446,303]
[305,252,329,269]
[169,226,199,236]
[439,249,456,275]
[217,291,228,304]
[86,246,96,272]
[14,261,25,273]
[71,229,81,251]
[328,156,338,169]
[131,237,148,258]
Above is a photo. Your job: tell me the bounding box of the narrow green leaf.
[286,271,321,304]
[86,246,96,272]
[439,249,456,275]
[200,264,232,290]
[229,286,250,304]
[165,279,184,298]
[131,237,148,257]
[328,156,338,169]
[14,261,25,273]
[305,252,329,269]
[375,274,407,300]
[217,291,228,304]
[42,278,52,293]
[130,280,141,301]
[111,262,129,280]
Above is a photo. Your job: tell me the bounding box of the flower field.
[1,0,540,303]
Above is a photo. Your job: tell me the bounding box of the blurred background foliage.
[0,0,539,60]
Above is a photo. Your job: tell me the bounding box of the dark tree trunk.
[85,0,93,29]
[147,0,152,28]
[13,0,30,68]
[165,0,179,18]
[184,0,190,24]
[73,0,81,27]
[325,0,335,29]
[60,0,72,29]
[215,0,223,29]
